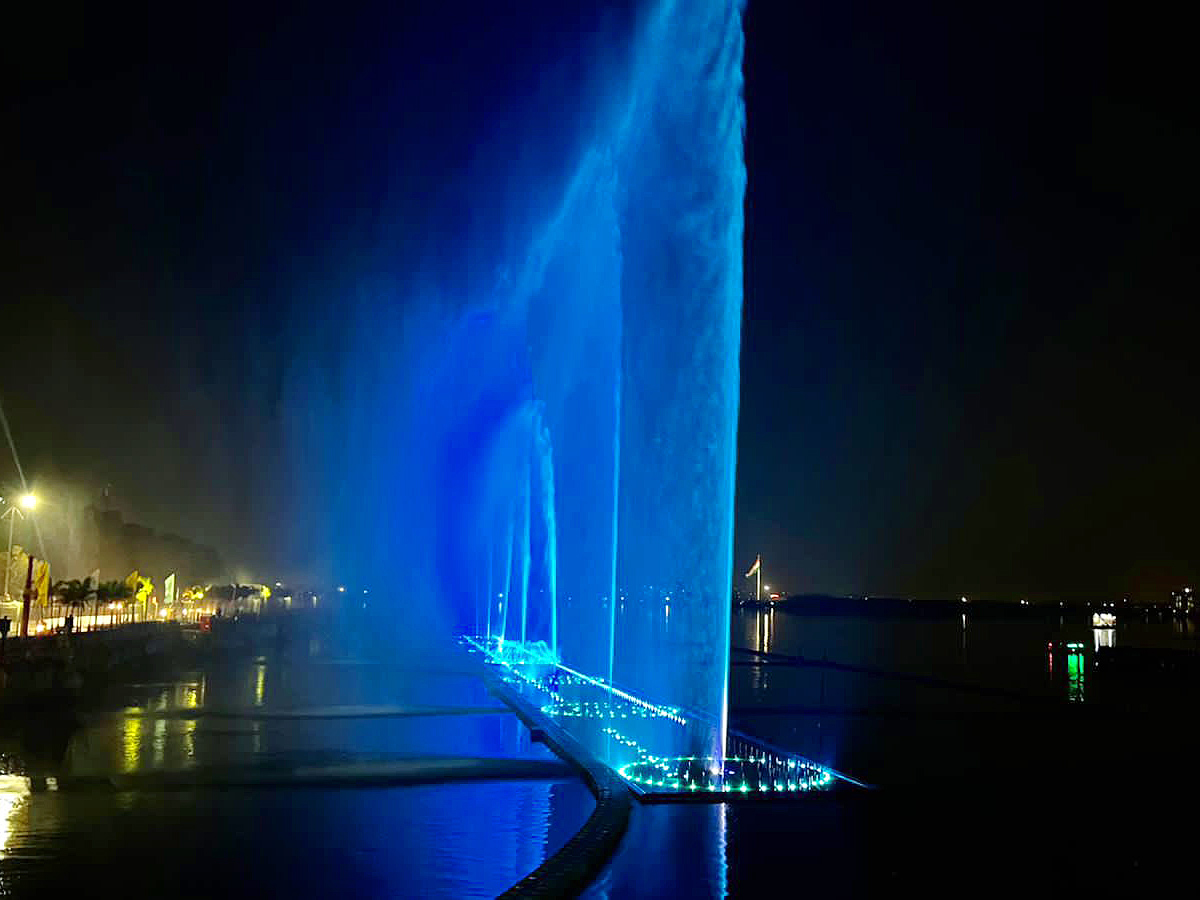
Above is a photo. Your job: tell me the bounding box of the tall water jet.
[522,150,623,680]
[535,420,559,657]
[609,0,745,758]
[485,544,493,639]
[500,510,514,643]
[518,452,532,645]
[461,0,743,762]
[608,363,621,697]
[321,0,746,764]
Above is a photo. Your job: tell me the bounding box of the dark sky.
[2,1,1196,599]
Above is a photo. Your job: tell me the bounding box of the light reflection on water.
[152,717,167,767]
[580,802,729,899]
[568,611,1200,898]
[0,776,30,862]
[2,660,595,898]
[0,778,593,898]
[733,609,1197,697]
[254,662,266,707]
[63,658,551,777]
[729,609,1200,790]
[121,714,142,774]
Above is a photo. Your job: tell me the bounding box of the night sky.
[2,1,1195,599]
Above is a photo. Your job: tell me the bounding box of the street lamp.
[19,494,37,510]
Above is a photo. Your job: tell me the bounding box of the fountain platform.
[464,636,865,801]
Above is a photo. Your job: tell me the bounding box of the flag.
[34,560,50,606]
[5,545,30,601]
[745,555,761,578]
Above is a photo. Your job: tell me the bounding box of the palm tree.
[53,577,93,632]
[95,580,133,628]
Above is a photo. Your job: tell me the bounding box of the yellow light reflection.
[183,716,197,764]
[254,663,266,707]
[153,717,167,766]
[122,710,144,773]
[1,775,31,859]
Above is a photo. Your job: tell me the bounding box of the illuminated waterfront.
[1,0,1196,891]
[1,643,594,897]
[2,606,1199,896]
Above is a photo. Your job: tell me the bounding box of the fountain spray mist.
[278,0,744,760]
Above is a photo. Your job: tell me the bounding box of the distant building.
[90,507,226,589]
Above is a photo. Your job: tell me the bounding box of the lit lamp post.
[2,493,36,603]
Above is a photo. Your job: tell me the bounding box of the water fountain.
[436,0,742,767]
[287,0,849,793]
[455,0,860,794]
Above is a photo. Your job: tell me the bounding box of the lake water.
[585,609,1200,896]
[4,612,1199,897]
[729,609,1200,785]
[1,654,595,898]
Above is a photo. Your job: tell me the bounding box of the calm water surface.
[1,655,594,898]
[6,614,1199,898]
[585,610,1200,897]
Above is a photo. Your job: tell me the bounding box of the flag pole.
[745,554,763,606]
[20,554,34,637]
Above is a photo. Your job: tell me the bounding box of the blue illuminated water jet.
[455,0,744,762]
[533,415,559,656]
[296,0,745,766]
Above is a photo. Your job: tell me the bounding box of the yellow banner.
[34,560,50,606]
